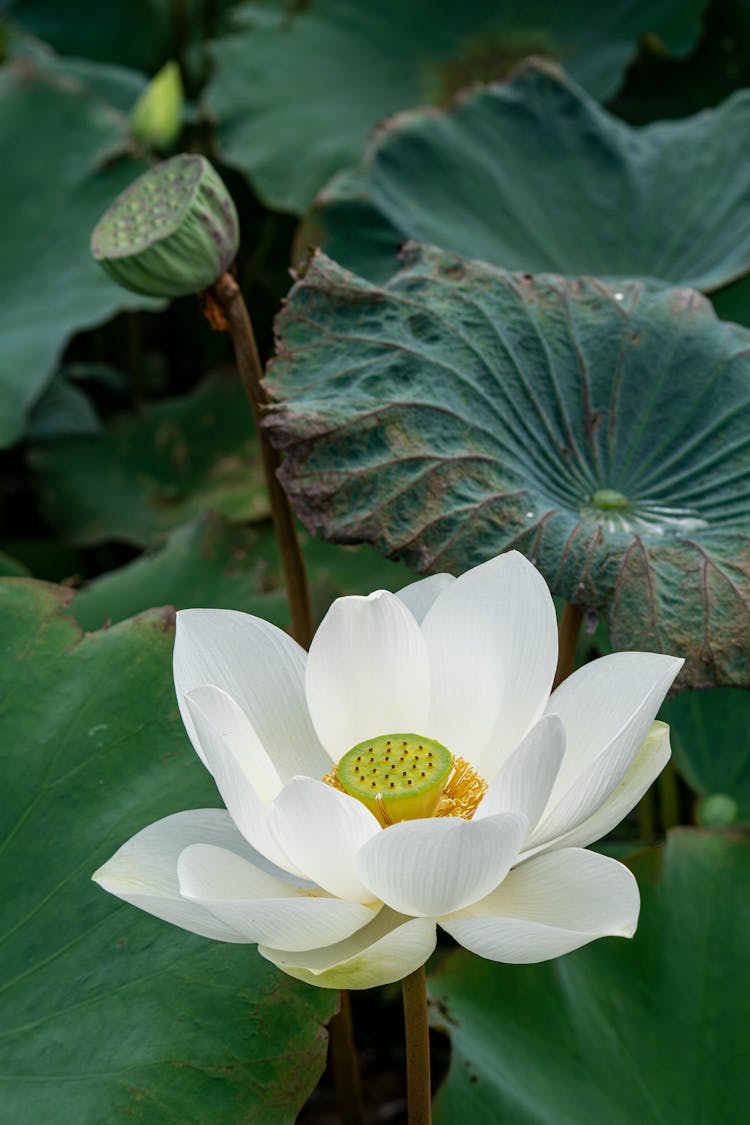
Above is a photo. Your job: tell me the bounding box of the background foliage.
[1,0,748,1120]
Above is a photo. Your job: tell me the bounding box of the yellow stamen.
[433,757,488,820]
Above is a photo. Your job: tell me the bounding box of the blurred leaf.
[5,30,150,110]
[4,0,172,71]
[300,61,750,290]
[25,373,102,441]
[267,245,750,689]
[429,829,750,1125]
[71,512,416,632]
[0,551,30,577]
[0,62,159,448]
[72,515,289,632]
[0,578,336,1121]
[31,377,269,547]
[205,0,706,213]
[661,688,750,822]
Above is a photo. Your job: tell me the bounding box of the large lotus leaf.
[660,688,750,822]
[30,377,269,547]
[428,829,750,1125]
[204,0,706,214]
[265,245,750,689]
[0,63,159,449]
[0,579,337,1121]
[71,513,415,632]
[300,61,750,289]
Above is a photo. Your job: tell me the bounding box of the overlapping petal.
[174,608,328,780]
[474,715,565,836]
[92,809,267,942]
[357,813,526,916]
[420,552,557,778]
[441,848,639,962]
[305,590,430,760]
[396,573,455,623]
[185,688,294,873]
[542,651,682,804]
[268,777,381,903]
[260,908,437,989]
[523,723,672,857]
[177,843,377,951]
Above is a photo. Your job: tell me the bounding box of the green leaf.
[205,0,706,213]
[0,63,159,448]
[0,579,336,1121]
[301,60,750,289]
[660,688,750,822]
[30,377,269,547]
[266,244,750,689]
[429,829,750,1125]
[71,512,416,632]
[0,551,30,577]
[5,0,172,71]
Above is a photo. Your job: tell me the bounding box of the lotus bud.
[91,154,239,298]
[130,61,184,150]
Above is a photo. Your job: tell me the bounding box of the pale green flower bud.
[91,154,239,298]
[130,61,184,150]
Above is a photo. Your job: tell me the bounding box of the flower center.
[591,488,629,511]
[324,733,487,827]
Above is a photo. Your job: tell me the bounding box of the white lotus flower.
[94,552,682,989]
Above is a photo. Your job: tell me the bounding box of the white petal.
[174,608,328,780]
[396,573,455,623]
[543,651,682,804]
[185,690,295,873]
[92,809,263,942]
[441,848,639,962]
[474,715,565,836]
[260,908,437,989]
[187,684,282,802]
[524,722,671,857]
[177,844,377,951]
[269,778,382,904]
[356,813,526,917]
[421,551,557,777]
[305,590,430,761]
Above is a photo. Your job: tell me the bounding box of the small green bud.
[130,61,184,150]
[697,793,738,829]
[91,154,239,298]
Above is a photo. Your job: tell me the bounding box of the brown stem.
[553,602,584,689]
[328,991,366,1125]
[403,966,431,1125]
[210,272,313,648]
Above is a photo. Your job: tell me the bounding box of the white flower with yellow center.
[94,552,682,988]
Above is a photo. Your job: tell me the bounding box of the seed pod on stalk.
[91,153,239,298]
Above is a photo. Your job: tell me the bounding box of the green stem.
[211,273,313,648]
[637,787,657,845]
[658,758,681,831]
[403,966,431,1125]
[328,991,366,1125]
[553,602,584,689]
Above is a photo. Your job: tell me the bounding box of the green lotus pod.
[130,61,184,150]
[91,154,239,298]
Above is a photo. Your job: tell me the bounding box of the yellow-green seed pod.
[338,734,453,823]
[130,61,184,150]
[90,154,239,298]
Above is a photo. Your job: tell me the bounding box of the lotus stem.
[658,759,681,831]
[403,965,431,1124]
[553,602,584,688]
[210,272,313,648]
[328,991,366,1125]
